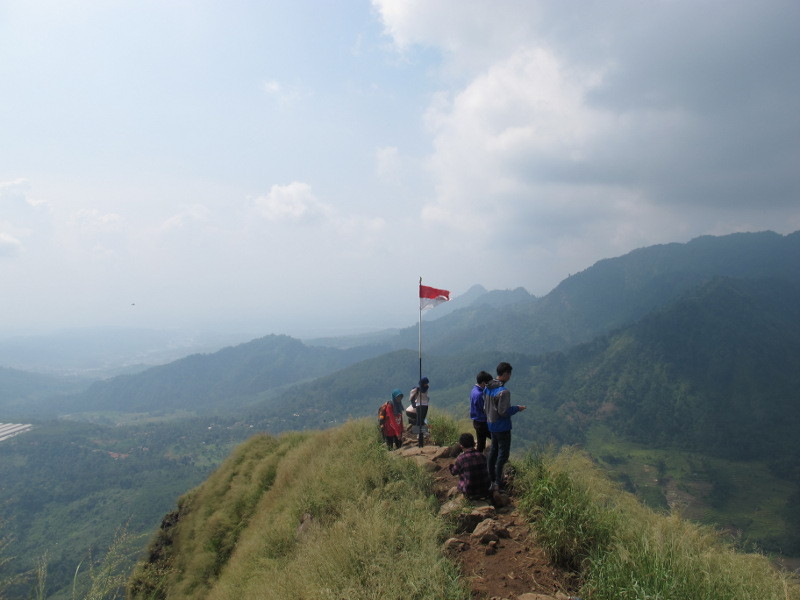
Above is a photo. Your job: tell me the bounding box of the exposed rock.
[439,497,466,517]
[412,455,440,471]
[471,505,496,518]
[435,444,462,459]
[454,511,484,534]
[491,490,512,508]
[443,537,470,552]
[471,518,510,543]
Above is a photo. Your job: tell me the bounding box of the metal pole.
[418,276,423,383]
[418,277,423,445]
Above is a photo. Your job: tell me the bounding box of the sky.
[2,0,799,338]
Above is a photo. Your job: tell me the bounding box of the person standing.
[485,362,526,491]
[379,389,404,450]
[470,371,493,452]
[390,388,404,444]
[409,377,430,448]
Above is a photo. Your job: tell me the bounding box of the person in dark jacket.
[484,362,526,491]
[470,370,493,452]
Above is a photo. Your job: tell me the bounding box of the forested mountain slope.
[0,367,89,419]
[423,230,800,355]
[55,334,381,417]
[521,276,800,467]
[241,348,537,431]
[307,230,800,359]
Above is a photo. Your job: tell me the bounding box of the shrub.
[426,410,465,447]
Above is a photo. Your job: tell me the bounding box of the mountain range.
[34,231,799,447]
[3,229,800,596]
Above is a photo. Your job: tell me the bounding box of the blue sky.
[2,0,799,338]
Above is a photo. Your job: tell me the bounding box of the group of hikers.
[378,361,526,497]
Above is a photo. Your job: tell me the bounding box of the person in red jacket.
[379,389,404,450]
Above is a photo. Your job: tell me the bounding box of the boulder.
[443,537,469,552]
[439,497,466,517]
[470,518,510,544]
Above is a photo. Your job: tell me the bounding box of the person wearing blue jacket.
[470,370,494,452]
[484,362,526,491]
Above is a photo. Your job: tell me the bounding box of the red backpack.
[378,402,390,433]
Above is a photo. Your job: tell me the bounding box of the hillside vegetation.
[58,335,379,417]
[128,418,798,600]
[0,367,89,420]
[0,419,247,599]
[128,420,466,600]
[523,276,800,456]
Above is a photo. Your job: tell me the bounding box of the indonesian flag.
[419,284,451,311]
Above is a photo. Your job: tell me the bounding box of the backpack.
[378,402,389,433]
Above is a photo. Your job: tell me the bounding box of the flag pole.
[418,277,424,446]
[418,276,423,384]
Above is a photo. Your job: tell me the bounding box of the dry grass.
[129,420,467,600]
[129,418,800,600]
[516,447,800,600]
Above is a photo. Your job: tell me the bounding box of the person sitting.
[448,432,491,499]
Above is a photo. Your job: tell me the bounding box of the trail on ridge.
[395,430,580,600]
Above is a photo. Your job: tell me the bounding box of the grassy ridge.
[516,447,799,600]
[128,420,467,600]
[129,417,798,600]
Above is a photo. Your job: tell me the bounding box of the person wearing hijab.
[380,389,405,450]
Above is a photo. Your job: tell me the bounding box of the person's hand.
[518,405,527,411]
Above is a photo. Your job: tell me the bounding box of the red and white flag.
[419,284,451,311]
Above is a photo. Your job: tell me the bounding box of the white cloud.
[0,178,40,213]
[0,178,52,247]
[375,146,401,181]
[0,232,23,257]
[0,178,30,194]
[332,214,386,247]
[262,79,306,107]
[2,1,797,335]
[253,182,333,223]
[376,0,800,275]
[372,0,537,73]
[71,208,122,234]
[421,46,610,233]
[159,204,211,232]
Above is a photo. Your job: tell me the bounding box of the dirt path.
[396,433,581,600]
